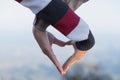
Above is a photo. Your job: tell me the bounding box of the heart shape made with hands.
[52,44,76,74]
[50,40,87,75]
[46,0,89,74]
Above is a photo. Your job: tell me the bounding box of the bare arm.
[33,22,64,74]
[47,31,71,46]
[63,42,87,73]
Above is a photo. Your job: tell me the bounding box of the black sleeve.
[75,30,95,51]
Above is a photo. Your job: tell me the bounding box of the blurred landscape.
[0,0,120,80]
[0,27,120,80]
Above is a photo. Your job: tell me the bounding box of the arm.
[63,42,87,73]
[47,31,71,46]
[33,21,64,74]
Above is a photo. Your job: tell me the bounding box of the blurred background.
[0,0,120,80]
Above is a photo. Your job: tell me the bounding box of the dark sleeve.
[75,30,95,51]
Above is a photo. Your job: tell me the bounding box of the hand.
[46,32,87,75]
[62,56,72,74]
[56,64,64,75]
[62,42,88,74]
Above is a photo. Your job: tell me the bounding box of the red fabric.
[15,0,23,3]
[53,8,80,36]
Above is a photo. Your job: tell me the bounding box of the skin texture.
[33,0,89,75]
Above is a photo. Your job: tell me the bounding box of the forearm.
[53,39,66,47]
[33,27,63,74]
[47,31,67,47]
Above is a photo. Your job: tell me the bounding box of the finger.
[63,66,70,74]
[62,56,73,73]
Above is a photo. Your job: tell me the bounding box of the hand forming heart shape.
[47,32,87,75]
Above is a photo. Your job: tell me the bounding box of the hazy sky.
[0,0,120,80]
